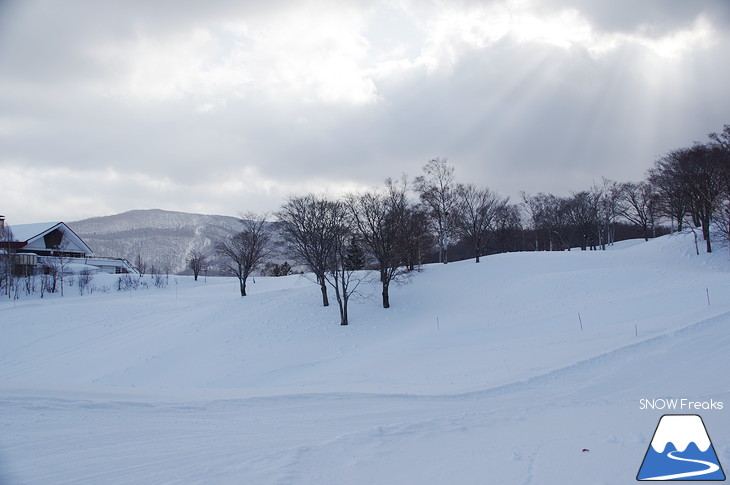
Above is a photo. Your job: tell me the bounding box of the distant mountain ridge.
[68,209,286,275]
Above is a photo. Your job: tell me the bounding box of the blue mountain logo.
[637,414,725,481]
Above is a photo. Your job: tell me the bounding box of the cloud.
[536,0,730,34]
[1,0,729,223]
[80,5,380,107]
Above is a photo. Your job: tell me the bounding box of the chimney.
[0,215,4,239]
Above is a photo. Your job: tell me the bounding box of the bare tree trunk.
[689,224,700,255]
[318,276,329,307]
[703,216,712,253]
[331,273,347,325]
[338,281,348,326]
[239,278,246,296]
[382,282,390,309]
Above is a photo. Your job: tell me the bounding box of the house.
[1,216,137,275]
[5,221,93,258]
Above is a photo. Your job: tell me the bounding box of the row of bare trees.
[649,126,730,253]
[212,164,510,325]
[210,124,730,326]
[522,179,632,252]
[277,178,425,325]
[273,162,520,324]
[519,125,730,253]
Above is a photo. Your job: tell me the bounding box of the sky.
[1,0,729,224]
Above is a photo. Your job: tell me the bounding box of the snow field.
[1,233,729,484]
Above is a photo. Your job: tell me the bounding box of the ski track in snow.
[642,451,720,480]
[1,234,729,484]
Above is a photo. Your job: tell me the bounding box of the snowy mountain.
[651,415,712,453]
[1,232,729,484]
[68,209,287,274]
[638,415,725,480]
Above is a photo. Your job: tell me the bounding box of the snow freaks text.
[640,399,724,411]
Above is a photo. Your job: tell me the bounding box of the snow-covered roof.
[7,222,63,242]
[7,222,93,255]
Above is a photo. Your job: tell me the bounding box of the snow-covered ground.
[1,233,729,484]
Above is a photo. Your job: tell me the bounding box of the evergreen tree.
[344,238,366,271]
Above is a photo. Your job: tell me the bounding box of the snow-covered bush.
[117,274,140,291]
[153,272,168,288]
[78,269,93,296]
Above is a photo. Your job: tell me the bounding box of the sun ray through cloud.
[0,0,728,221]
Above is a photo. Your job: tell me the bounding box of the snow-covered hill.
[68,209,287,274]
[1,233,729,484]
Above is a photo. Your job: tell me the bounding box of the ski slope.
[1,233,729,484]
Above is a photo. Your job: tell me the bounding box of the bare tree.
[712,203,730,247]
[347,179,410,309]
[618,182,657,242]
[652,144,725,252]
[52,238,73,297]
[492,203,524,253]
[135,253,147,277]
[401,204,432,271]
[1,226,16,298]
[187,250,207,281]
[567,191,601,250]
[78,269,93,296]
[593,178,622,250]
[708,125,730,151]
[216,213,271,296]
[522,192,574,251]
[521,192,544,251]
[648,163,690,233]
[323,204,364,326]
[455,184,507,262]
[708,124,730,252]
[414,158,458,264]
[277,194,344,307]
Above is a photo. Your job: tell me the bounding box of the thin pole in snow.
[706,288,710,306]
[578,313,584,331]
[436,316,440,332]
[635,324,638,337]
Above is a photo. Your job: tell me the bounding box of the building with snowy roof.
[1,216,136,275]
[4,221,92,258]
